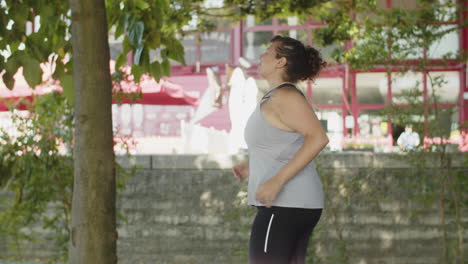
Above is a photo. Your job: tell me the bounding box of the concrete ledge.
[116,155,152,169]
[315,152,374,168]
[151,154,247,169]
[116,153,467,169]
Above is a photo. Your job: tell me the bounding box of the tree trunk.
[69,0,116,263]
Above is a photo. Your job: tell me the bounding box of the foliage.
[106,0,204,82]
[0,0,208,259]
[380,77,465,263]
[0,93,137,261]
[312,4,466,262]
[0,0,206,100]
[221,0,466,68]
[0,93,73,260]
[223,0,330,20]
[347,1,465,262]
[313,0,467,69]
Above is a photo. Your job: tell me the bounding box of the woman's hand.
[255,177,285,208]
[232,161,249,181]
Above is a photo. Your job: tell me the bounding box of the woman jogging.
[232,35,329,264]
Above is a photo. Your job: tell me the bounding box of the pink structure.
[161,0,467,151]
[1,1,465,151]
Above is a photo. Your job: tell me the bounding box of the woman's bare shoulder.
[270,85,306,104]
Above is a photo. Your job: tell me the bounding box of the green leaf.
[66,58,74,72]
[134,0,150,10]
[140,46,150,71]
[150,61,162,82]
[26,34,49,62]
[165,38,186,65]
[134,22,144,46]
[10,5,29,33]
[5,55,21,75]
[2,71,15,90]
[60,74,74,105]
[126,14,136,33]
[0,54,4,70]
[9,42,21,53]
[21,56,42,88]
[115,53,127,70]
[133,45,143,65]
[115,14,129,39]
[52,60,65,80]
[161,59,171,77]
[153,3,164,27]
[122,36,132,54]
[128,21,144,47]
[146,31,161,49]
[37,4,55,20]
[131,64,143,82]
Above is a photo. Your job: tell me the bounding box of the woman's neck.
[266,77,288,91]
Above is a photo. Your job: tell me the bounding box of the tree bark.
[69,0,116,263]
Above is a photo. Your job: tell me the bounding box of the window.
[278,29,309,45]
[357,73,388,104]
[391,72,424,104]
[154,33,198,66]
[245,15,272,26]
[427,71,460,104]
[109,42,123,61]
[312,77,343,105]
[243,31,273,62]
[278,16,310,26]
[428,106,458,138]
[200,31,231,63]
[391,28,424,60]
[358,109,388,137]
[108,26,124,61]
[176,34,197,65]
[315,108,343,151]
[428,25,459,59]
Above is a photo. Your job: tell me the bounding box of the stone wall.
[0,153,467,264]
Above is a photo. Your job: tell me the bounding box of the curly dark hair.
[270,35,327,83]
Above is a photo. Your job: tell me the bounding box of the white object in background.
[245,16,255,61]
[228,68,258,154]
[120,104,132,135]
[132,104,144,137]
[327,132,343,152]
[244,77,259,124]
[191,67,222,124]
[327,112,342,132]
[228,67,246,154]
[345,115,354,129]
[181,120,209,153]
[181,120,229,154]
[112,105,119,133]
[239,57,252,69]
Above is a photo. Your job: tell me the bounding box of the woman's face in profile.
[258,42,280,78]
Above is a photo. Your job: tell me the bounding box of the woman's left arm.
[255,88,329,206]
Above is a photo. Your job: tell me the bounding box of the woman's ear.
[276,57,287,68]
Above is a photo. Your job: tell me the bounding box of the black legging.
[249,206,322,264]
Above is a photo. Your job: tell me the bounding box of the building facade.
[109,0,467,153]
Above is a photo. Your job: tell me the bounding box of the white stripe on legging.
[264,214,275,253]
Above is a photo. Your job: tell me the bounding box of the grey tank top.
[244,82,324,209]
